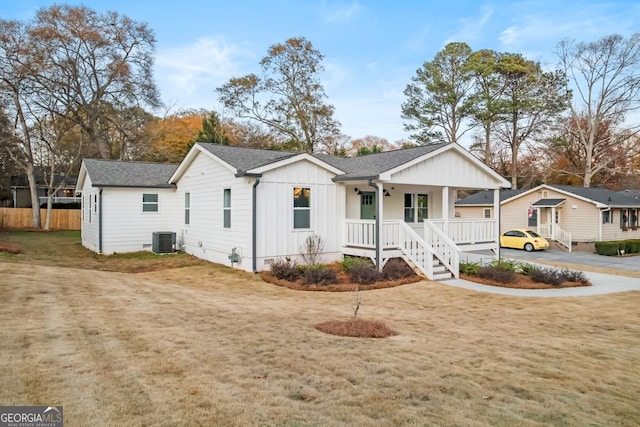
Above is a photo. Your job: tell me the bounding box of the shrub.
[477,265,516,284]
[489,258,518,272]
[559,268,590,284]
[459,261,481,276]
[529,267,563,286]
[349,264,384,284]
[270,257,300,281]
[595,241,621,256]
[300,234,325,265]
[338,256,372,272]
[517,262,537,275]
[304,267,338,285]
[382,258,415,280]
[623,239,640,254]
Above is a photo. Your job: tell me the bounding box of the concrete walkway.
[440,248,640,297]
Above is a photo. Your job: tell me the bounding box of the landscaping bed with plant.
[460,259,592,289]
[260,256,422,292]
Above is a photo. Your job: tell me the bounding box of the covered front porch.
[340,182,501,280]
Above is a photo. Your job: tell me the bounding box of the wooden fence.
[0,208,81,230]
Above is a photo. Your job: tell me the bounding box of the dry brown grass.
[1,260,640,426]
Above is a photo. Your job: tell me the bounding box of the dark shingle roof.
[552,185,640,207]
[532,198,565,207]
[317,143,448,180]
[83,159,177,188]
[455,189,527,205]
[197,144,298,174]
[197,142,449,179]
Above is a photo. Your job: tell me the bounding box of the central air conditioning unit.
[152,231,176,254]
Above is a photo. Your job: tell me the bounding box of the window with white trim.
[404,193,428,222]
[293,187,311,229]
[602,210,612,224]
[142,193,158,212]
[223,189,231,228]
[484,208,491,218]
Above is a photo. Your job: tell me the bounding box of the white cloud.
[155,36,255,109]
[444,6,494,46]
[321,0,363,23]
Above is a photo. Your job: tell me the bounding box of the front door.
[360,192,376,219]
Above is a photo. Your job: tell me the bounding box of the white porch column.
[376,182,384,271]
[441,186,449,233]
[494,189,501,258]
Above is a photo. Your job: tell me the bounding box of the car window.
[505,230,525,237]
[527,230,541,238]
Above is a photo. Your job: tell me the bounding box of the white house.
[77,143,511,280]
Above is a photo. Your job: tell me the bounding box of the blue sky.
[4,0,640,143]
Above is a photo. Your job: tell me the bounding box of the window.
[293,187,310,229]
[93,194,97,213]
[631,209,639,227]
[142,193,158,212]
[404,194,428,222]
[223,189,231,228]
[484,208,491,219]
[621,209,629,228]
[603,210,611,224]
[184,192,190,225]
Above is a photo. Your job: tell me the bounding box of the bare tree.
[556,33,640,187]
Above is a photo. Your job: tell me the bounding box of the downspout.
[369,179,381,270]
[98,188,103,254]
[252,177,261,273]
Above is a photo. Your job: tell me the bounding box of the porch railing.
[429,218,497,244]
[539,223,572,252]
[38,196,81,205]
[424,220,460,278]
[396,221,434,279]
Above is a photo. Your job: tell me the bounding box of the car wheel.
[524,243,534,252]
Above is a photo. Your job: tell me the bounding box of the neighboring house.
[10,174,79,208]
[76,159,179,254]
[456,184,640,251]
[77,142,511,280]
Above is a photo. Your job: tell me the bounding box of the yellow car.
[500,229,549,252]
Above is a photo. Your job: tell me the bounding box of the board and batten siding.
[256,160,344,269]
[100,187,179,254]
[390,150,500,189]
[176,152,253,270]
[80,174,100,252]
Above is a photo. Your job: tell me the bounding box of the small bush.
[477,265,517,284]
[623,239,640,254]
[338,256,372,272]
[517,262,537,275]
[529,267,563,286]
[489,258,518,272]
[270,257,300,281]
[304,267,338,285]
[349,264,384,285]
[559,268,590,284]
[459,261,481,276]
[595,241,621,256]
[382,258,415,280]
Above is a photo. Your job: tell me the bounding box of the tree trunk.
[484,125,491,166]
[25,165,41,228]
[510,115,519,190]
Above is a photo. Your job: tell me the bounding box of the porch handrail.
[424,220,460,278]
[430,218,497,244]
[552,224,572,252]
[394,221,434,279]
[38,196,81,204]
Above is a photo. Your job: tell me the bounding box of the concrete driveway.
[442,247,640,297]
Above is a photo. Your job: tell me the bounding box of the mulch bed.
[314,318,397,338]
[461,274,591,289]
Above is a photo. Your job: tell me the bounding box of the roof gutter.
[332,175,379,182]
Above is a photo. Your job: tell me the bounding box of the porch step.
[432,263,452,280]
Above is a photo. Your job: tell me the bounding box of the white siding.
[80,174,100,252]
[101,188,179,254]
[256,160,344,268]
[390,150,501,189]
[175,152,253,270]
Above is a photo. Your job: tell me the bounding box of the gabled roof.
[456,185,640,208]
[197,143,299,174]
[455,189,527,206]
[79,159,178,189]
[316,143,448,180]
[11,174,77,188]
